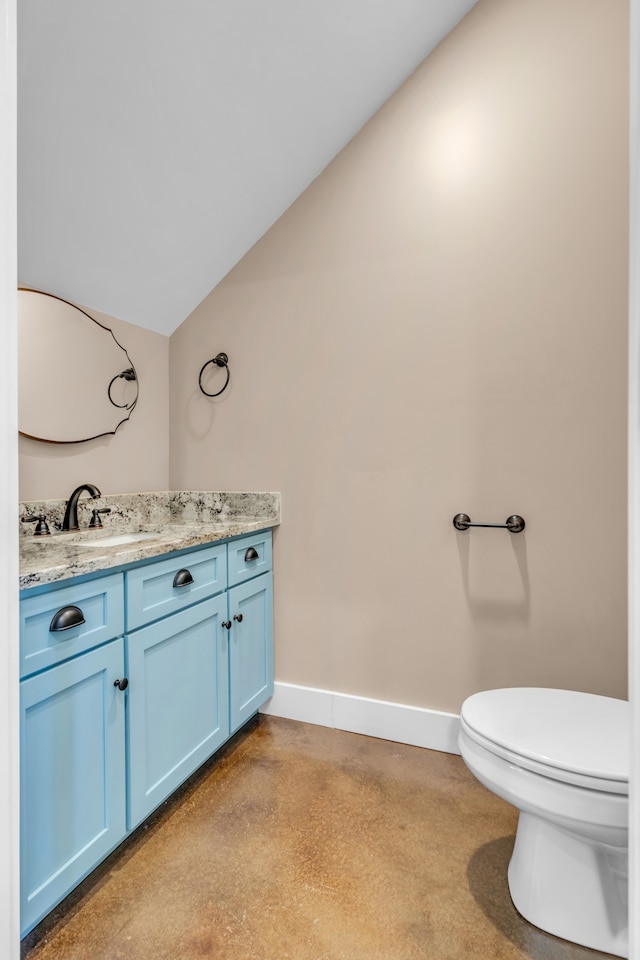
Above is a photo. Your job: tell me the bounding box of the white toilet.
[458,687,628,957]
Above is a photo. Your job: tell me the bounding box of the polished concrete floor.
[22,716,612,960]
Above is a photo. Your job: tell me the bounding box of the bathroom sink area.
[67,531,161,548]
[19,490,280,590]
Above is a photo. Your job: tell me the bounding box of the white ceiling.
[18,0,479,336]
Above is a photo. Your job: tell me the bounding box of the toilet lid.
[461,688,628,784]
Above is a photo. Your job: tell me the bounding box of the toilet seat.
[460,687,628,795]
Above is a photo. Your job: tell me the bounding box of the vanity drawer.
[227,530,272,587]
[126,542,227,631]
[20,573,125,679]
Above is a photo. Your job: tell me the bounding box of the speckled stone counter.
[19,491,280,591]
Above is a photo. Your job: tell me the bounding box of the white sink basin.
[72,532,160,548]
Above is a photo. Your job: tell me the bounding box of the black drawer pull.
[113,678,129,691]
[49,605,86,633]
[244,547,259,562]
[233,613,243,623]
[173,568,194,588]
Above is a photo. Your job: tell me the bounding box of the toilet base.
[508,812,628,957]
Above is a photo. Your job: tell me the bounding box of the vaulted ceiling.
[18,0,479,336]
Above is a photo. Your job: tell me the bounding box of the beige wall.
[19,304,170,500]
[169,0,629,712]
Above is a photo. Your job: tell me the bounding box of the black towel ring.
[199,352,230,397]
[107,367,138,410]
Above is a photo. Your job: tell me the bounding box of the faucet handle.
[23,514,51,536]
[89,508,112,529]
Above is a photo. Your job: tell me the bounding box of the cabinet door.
[228,572,274,734]
[20,638,127,936]
[127,595,229,828]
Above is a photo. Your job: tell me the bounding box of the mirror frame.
[18,288,139,444]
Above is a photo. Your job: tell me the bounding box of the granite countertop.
[19,491,280,591]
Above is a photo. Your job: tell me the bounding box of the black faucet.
[62,483,102,531]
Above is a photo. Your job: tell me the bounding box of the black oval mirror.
[18,289,139,443]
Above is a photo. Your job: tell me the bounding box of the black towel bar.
[453,513,525,533]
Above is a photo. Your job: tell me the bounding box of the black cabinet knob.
[244,547,259,562]
[233,614,243,623]
[49,605,86,632]
[113,678,129,691]
[221,620,232,629]
[173,568,194,588]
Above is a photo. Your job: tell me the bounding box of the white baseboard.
[260,681,461,755]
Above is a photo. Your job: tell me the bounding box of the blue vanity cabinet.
[126,594,230,829]
[19,529,274,936]
[19,575,127,936]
